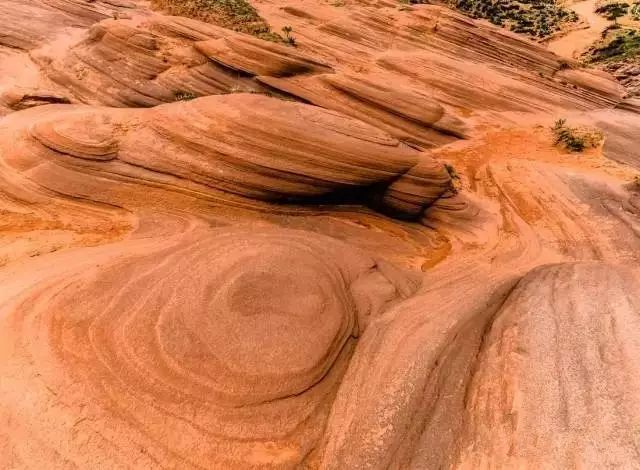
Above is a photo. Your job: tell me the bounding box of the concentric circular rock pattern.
[2,0,640,469]
[0,227,419,468]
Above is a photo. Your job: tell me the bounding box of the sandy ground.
[547,0,611,58]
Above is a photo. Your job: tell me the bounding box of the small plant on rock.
[281,26,296,46]
[445,163,461,194]
[174,90,197,101]
[558,60,571,70]
[552,118,603,152]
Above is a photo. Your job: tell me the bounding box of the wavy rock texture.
[2,94,451,218]
[321,261,640,468]
[1,0,640,469]
[0,226,421,468]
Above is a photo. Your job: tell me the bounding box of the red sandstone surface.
[1,0,640,468]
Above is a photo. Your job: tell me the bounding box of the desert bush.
[151,0,282,41]
[588,28,640,62]
[596,2,630,23]
[174,90,198,101]
[451,0,577,37]
[552,118,603,152]
[281,26,296,46]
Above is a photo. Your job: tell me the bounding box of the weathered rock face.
[2,94,451,218]
[457,262,640,469]
[319,261,640,469]
[605,61,640,97]
[1,0,640,469]
[0,226,420,468]
[1,0,627,147]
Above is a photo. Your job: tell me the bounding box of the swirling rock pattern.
[3,93,452,219]
[195,35,333,77]
[1,0,640,468]
[0,226,420,468]
[319,261,640,469]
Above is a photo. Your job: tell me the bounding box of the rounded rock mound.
[0,226,419,468]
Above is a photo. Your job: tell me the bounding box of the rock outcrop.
[1,0,640,468]
[2,94,452,219]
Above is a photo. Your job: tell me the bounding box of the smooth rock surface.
[1,0,639,468]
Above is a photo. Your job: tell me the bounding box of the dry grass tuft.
[552,118,603,152]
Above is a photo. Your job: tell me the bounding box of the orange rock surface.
[1,0,640,468]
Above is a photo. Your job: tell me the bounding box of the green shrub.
[451,0,577,37]
[588,29,640,62]
[552,118,603,152]
[174,90,198,101]
[595,2,630,23]
[449,0,578,38]
[151,0,282,41]
[281,26,296,46]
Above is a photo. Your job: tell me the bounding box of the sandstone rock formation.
[1,0,640,468]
